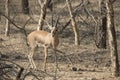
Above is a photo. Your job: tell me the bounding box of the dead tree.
[37,0,52,30]
[96,0,107,49]
[66,0,79,45]
[5,0,10,36]
[106,0,119,77]
[22,0,29,14]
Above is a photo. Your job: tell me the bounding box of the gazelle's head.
[50,26,58,37]
[48,17,59,37]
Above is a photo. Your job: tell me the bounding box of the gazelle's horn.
[52,13,53,27]
[54,16,59,27]
[44,20,52,29]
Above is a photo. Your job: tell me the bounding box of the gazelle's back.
[27,30,52,47]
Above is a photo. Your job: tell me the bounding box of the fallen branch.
[53,49,73,65]
[22,69,55,80]
[0,59,24,80]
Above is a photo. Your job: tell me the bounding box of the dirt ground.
[1,23,120,80]
[1,0,120,80]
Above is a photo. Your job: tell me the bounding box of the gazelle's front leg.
[53,47,60,80]
[43,46,48,71]
[28,47,36,69]
[54,48,57,66]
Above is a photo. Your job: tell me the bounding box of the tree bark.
[37,0,48,30]
[66,0,79,45]
[106,0,119,77]
[5,0,10,36]
[22,0,29,14]
[96,0,107,49]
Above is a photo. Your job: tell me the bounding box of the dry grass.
[0,0,120,80]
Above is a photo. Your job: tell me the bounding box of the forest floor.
[0,22,120,80]
[1,0,120,80]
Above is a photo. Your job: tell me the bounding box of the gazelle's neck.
[54,32,59,39]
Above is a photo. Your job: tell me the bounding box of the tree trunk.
[22,0,29,14]
[5,0,10,36]
[96,0,107,49]
[37,0,48,30]
[66,0,79,45]
[106,0,119,77]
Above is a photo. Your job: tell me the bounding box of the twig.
[84,7,97,24]
[0,59,23,69]
[23,17,32,28]
[60,19,71,34]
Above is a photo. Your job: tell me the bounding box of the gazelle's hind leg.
[28,45,37,69]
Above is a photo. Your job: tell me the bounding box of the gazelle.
[27,17,59,71]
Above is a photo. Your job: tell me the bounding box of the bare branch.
[38,0,43,7]
[59,0,85,34]
[60,20,71,34]
[44,19,52,29]
[84,7,97,24]
[111,0,116,3]
[23,17,32,28]
[0,13,27,37]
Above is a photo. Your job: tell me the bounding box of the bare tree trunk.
[22,0,29,14]
[37,0,48,30]
[96,0,107,49]
[66,0,79,45]
[5,0,10,36]
[106,0,119,77]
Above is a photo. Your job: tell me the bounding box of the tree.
[66,0,79,45]
[37,0,52,30]
[106,0,119,77]
[96,0,107,49]
[5,0,10,36]
[22,0,29,14]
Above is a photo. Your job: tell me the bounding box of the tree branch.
[0,13,28,37]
